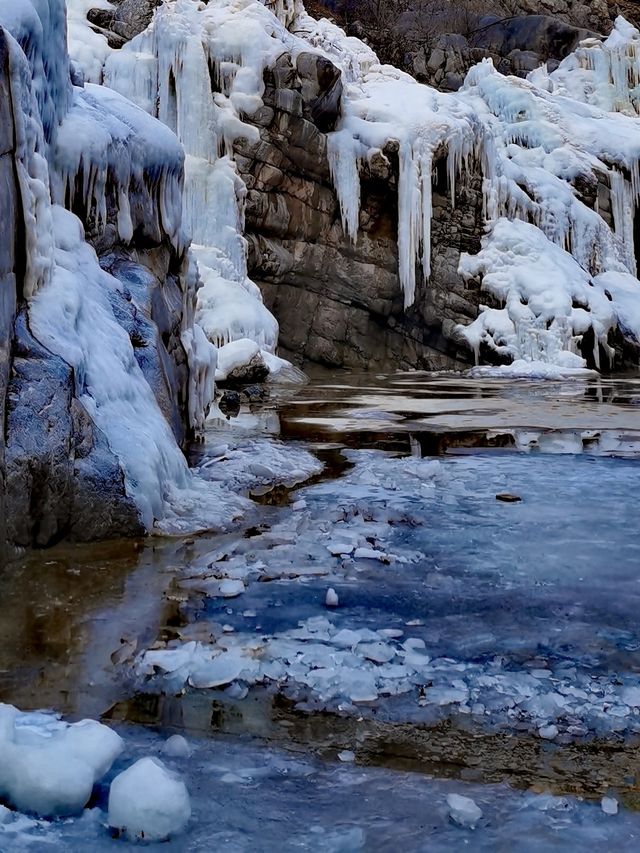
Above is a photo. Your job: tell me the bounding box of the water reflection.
[0,539,182,718]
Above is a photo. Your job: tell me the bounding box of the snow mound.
[0,704,122,818]
[108,757,191,842]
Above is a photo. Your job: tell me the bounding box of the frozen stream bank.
[1,373,640,848]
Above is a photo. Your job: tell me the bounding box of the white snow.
[602,796,619,816]
[0,704,122,818]
[108,757,191,842]
[458,219,616,369]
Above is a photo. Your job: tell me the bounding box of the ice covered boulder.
[0,704,123,817]
[162,734,193,759]
[216,339,270,385]
[108,757,191,842]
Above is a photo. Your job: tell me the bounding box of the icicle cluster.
[68,0,640,373]
[102,0,293,353]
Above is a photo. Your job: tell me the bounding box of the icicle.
[327,130,362,243]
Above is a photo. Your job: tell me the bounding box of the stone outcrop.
[322,0,615,89]
[412,16,599,90]
[87,0,161,48]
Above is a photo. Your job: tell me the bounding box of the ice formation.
[447,794,483,829]
[458,219,616,368]
[108,757,191,842]
[0,704,122,817]
[318,11,640,368]
[0,0,230,531]
[98,0,291,375]
[64,0,640,375]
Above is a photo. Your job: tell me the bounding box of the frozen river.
[2,372,640,849]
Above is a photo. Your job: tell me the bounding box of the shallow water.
[2,371,640,849]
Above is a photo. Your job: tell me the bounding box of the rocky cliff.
[236,53,484,370]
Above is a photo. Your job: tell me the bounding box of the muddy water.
[2,371,640,801]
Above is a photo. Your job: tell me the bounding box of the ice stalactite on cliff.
[66,0,640,375]
[0,0,231,533]
[299,9,640,371]
[97,0,301,380]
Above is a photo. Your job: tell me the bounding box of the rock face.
[322,0,614,89]
[0,28,19,561]
[87,0,161,48]
[237,52,482,370]
[411,16,599,90]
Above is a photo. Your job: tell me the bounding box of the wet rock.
[224,353,270,386]
[240,384,268,403]
[5,312,143,547]
[496,493,522,503]
[219,391,242,419]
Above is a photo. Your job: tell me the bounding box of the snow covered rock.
[108,757,191,842]
[447,793,483,829]
[0,705,123,818]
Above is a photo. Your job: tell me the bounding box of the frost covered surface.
[134,449,640,740]
[0,704,122,817]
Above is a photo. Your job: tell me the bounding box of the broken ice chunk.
[108,757,191,842]
[358,642,395,664]
[447,793,483,829]
[188,651,246,688]
[538,724,559,740]
[218,579,245,598]
[601,796,619,816]
[326,588,340,608]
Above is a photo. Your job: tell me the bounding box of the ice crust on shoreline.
[3,724,640,851]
